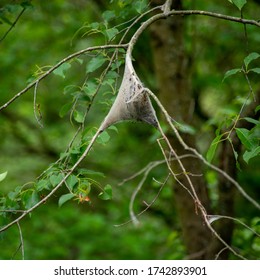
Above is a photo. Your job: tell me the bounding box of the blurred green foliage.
[0,0,259,259]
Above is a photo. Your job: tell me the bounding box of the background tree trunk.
[150,0,236,259]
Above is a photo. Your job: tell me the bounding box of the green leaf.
[36,179,50,191]
[66,175,78,191]
[102,10,116,22]
[53,62,71,78]
[79,169,105,178]
[243,146,260,163]
[133,0,147,13]
[98,184,112,200]
[78,179,91,194]
[105,27,118,41]
[8,186,23,200]
[73,110,85,123]
[177,122,196,135]
[235,128,254,150]
[243,117,259,126]
[230,0,247,10]
[108,125,118,134]
[75,58,83,65]
[206,134,223,162]
[59,102,72,118]
[228,138,241,171]
[0,171,8,182]
[249,68,260,74]
[22,190,39,210]
[244,52,260,70]
[223,68,241,81]
[86,55,107,73]
[83,80,98,98]
[97,130,110,144]
[255,105,260,113]
[58,193,75,207]
[49,174,64,187]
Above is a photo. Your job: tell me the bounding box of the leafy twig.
[0,44,128,112]
[1,8,259,112]
[128,160,166,226]
[0,127,103,233]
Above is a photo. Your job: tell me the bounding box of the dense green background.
[0,0,259,259]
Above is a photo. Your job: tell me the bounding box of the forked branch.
[0,2,259,260]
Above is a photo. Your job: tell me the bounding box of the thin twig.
[0,7,26,43]
[207,215,260,237]
[156,137,196,201]
[129,160,166,226]
[147,88,260,211]
[0,209,26,213]
[114,173,170,227]
[118,160,165,186]
[1,4,259,257]
[17,222,24,260]
[215,247,229,260]
[168,10,260,27]
[33,80,43,128]
[118,154,196,186]
[146,89,247,259]
[1,8,259,112]
[158,126,246,259]
[0,127,103,233]
[0,44,128,112]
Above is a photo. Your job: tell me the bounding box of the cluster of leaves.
[0,0,152,225]
[206,52,260,165]
[58,55,124,124]
[1,164,111,217]
[0,0,259,260]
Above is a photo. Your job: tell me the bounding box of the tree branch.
[0,126,102,233]
[155,114,246,259]
[168,9,260,27]
[147,88,260,211]
[1,8,259,112]
[0,44,128,112]
[1,4,259,258]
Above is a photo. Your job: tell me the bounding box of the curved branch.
[127,8,260,57]
[148,88,260,211]
[155,118,246,259]
[1,8,259,112]
[0,44,128,112]
[0,126,102,233]
[1,3,259,250]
